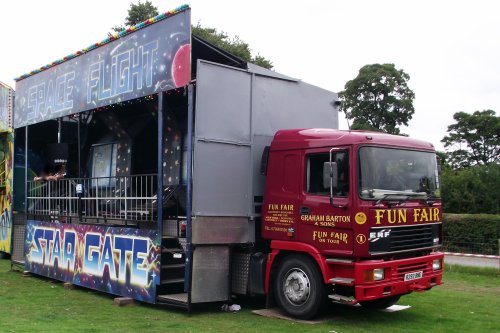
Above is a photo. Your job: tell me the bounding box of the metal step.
[329,277,355,285]
[326,258,354,264]
[328,294,358,305]
[162,236,181,244]
[161,263,185,270]
[162,248,184,260]
[162,247,184,253]
[160,278,185,285]
[156,293,189,309]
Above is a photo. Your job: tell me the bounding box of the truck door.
[262,150,302,241]
[298,148,353,255]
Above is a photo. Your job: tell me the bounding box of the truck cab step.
[329,277,355,285]
[326,258,354,264]
[328,294,357,305]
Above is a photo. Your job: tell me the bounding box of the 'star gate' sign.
[14,8,191,128]
[24,220,161,303]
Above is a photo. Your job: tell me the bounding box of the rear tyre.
[359,295,401,309]
[274,254,326,319]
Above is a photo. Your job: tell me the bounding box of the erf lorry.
[10,6,443,319]
[0,81,13,258]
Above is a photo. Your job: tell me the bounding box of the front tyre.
[274,254,326,319]
[359,295,401,309]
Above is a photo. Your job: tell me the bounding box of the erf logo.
[369,229,391,242]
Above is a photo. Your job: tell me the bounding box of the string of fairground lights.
[14,4,190,82]
[84,85,192,115]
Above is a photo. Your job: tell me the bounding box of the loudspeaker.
[48,143,68,166]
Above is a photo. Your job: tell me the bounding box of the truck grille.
[369,223,440,255]
[393,262,432,282]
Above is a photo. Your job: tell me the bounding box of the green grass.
[0,260,498,333]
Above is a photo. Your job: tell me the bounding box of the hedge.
[441,164,500,214]
[442,214,500,255]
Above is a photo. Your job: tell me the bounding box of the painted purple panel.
[14,10,191,128]
[24,220,161,303]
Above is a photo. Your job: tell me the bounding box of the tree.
[112,1,158,32]
[192,24,273,69]
[441,110,499,169]
[111,2,273,69]
[339,64,415,135]
[435,150,452,171]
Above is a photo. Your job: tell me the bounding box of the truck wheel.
[274,254,326,319]
[359,295,401,309]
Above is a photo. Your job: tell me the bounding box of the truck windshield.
[358,147,440,200]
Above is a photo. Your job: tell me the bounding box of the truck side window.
[306,152,349,197]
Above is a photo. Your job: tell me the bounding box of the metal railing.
[442,237,499,256]
[27,174,157,223]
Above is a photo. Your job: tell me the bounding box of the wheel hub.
[283,268,310,305]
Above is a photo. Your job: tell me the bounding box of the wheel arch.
[265,240,329,294]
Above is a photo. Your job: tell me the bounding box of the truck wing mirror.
[436,155,442,173]
[323,161,338,190]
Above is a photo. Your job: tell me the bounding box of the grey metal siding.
[194,61,252,218]
[193,60,338,242]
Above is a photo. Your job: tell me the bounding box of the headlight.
[432,259,442,271]
[364,268,385,282]
[374,268,385,281]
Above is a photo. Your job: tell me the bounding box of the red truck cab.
[262,129,443,319]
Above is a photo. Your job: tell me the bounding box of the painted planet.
[172,44,190,87]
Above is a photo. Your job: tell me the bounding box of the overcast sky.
[1,0,499,150]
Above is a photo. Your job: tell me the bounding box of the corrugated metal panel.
[192,216,249,244]
[12,225,25,263]
[11,212,26,263]
[191,245,230,303]
[231,252,250,294]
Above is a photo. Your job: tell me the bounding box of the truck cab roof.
[271,129,436,151]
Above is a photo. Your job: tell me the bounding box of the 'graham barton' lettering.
[301,215,350,223]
